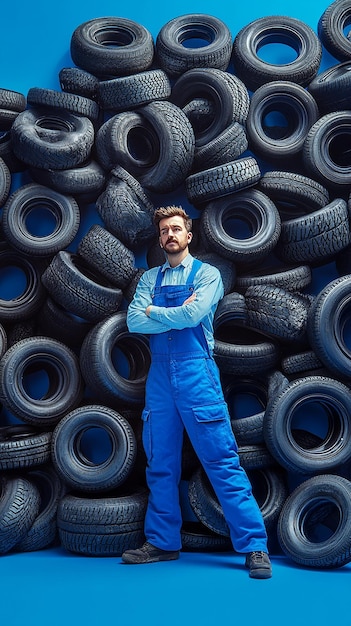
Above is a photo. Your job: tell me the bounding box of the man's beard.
[164,239,188,255]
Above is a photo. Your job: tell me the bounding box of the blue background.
[1,2,351,626]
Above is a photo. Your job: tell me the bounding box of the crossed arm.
[126,266,224,335]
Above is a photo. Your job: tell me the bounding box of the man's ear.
[188,232,193,243]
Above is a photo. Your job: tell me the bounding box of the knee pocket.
[193,403,237,463]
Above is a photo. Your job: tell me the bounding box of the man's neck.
[167,248,189,268]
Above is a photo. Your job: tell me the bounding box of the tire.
[263,375,351,474]
[0,426,52,470]
[0,157,11,206]
[245,284,309,343]
[186,157,261,205]
[96,166,155,250]
[98,69,171,112]
[232,15,322,91]
[1,183,80,257]
[11,107,95,170]
[59,67,100,100]
[236,264,312,293]
[0,88,26,112]
[222,375,268,445]
[308,60,351,114]
[15,467,64,552]
[27,87,100,122]
[70,17,154,77]
[214,330,280,376]
[318,0,351,62]
[29,159,106,202]
[0,475,41,554]
[246,81,319,161]
[276,198,350,264]
[181,521,233,552]
[155,14,233,77]
[80,311,150,407]
[303,110,351,190]
[41,250,124,323]
[57,489,147,556]
[37,296,93,349]
[257,170,330,219]
[277,474,351,568]
[77,224,137,288]
[281,350,324,376]
[51,405,137,493]
[0,336,84,426]
[171,68,249,146]
[193,121,248,171]
[307,275,351,379]
[188,465,286,536]
[200,188,281,264]
[0,247,45,321]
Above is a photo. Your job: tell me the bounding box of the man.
[122,205,272,579]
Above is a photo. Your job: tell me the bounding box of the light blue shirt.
[127,253,224,352]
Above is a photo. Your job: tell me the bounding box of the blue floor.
[2,547,350,626]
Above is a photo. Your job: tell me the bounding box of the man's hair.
[153,206,192,234]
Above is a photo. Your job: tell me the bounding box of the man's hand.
[182,291,196,306]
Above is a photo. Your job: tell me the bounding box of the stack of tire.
[1,0,351,569]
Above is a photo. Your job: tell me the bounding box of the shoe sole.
[249,568,272,579]
[121,553,179,564]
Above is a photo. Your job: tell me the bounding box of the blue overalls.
[142,258,268,553]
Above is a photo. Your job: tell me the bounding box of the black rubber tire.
[245,284,309,344]
[214,329,280,376]
[57,489,147,556]
[80,311,150,407]
[59,67,100,100]
[70,17,154,78]
[303,110,351,190]
[171,67,249,147]
[77,224,137,288]
[11,107,95,170]
[51,405,137,493]
[186,157,261,205]
[41,250,124,323]
[155,14,233,77]
[213,291,247,328]
[96,165,155,251]
[257,170,330,219]
[15,466,64,552]
[232,15,322,91]
[98,69,171,112]
[1,183,80,257]
[0,247,45,322]
[0,88,26,112]
[193,121,248,171]
[307,60,351,114]
[27,87,100,122]
[188,465,287,536]
[277,474,351,568]
[181,521,233,552]
[281,350,324,376]
[200,188,281,264]
[30,159,106,201]
[37,296,93,350]
[307,275,351,380]
[318,0,351,62]
[0,336,84,426]
[264,375,351,474]
[246,80,319,161]
[0,475,41,554]
[236,264,312,293]
[0,157,11,206]
[0,426,52,470]
[222,375,268,445]
[276,198,350,265]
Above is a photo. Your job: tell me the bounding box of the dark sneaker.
[245,551,272,579]
[121,541,180,564]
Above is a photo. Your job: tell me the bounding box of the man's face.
[159,216,192,255]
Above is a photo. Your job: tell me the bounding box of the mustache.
[166,238,178,245]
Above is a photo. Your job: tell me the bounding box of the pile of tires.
[1,1,351,568]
